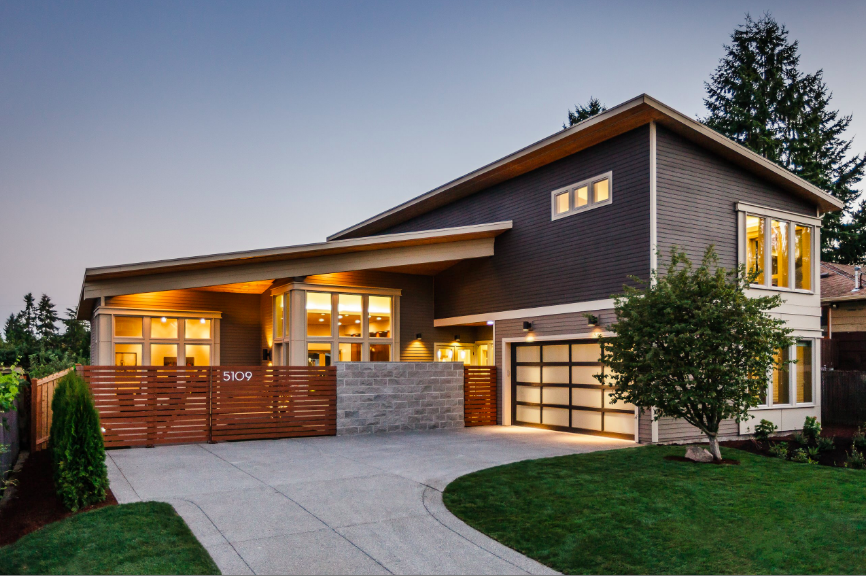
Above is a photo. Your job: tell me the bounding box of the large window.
[551,172,612,220]
[761,340,815,407]
[745,213,813,291]
[111,313,217,366]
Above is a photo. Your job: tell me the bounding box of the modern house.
[76,94,842,443]
[821,261,866,370]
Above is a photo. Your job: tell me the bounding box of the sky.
[2,0,865,325]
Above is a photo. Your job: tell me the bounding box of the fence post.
[207,367,213,444]
[30,376,39,453]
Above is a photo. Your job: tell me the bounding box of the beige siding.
[638,409,653,444]
[106,290,263,365]
[90,314,99,365]
[656,417,738,443]
[830,302,866,333]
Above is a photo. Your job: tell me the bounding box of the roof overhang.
[822,293,866,304]
[77,221,512,319]
[329,94,843,241]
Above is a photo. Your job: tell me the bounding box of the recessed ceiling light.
[355,320,360,324]
[161,317,167,323]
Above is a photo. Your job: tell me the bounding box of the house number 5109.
[223,371,253,381]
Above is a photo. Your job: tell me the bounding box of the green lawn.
[443,445,866,575]
[0,502,219,575]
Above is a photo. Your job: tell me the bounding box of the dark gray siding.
[378,127,652,319]
[656,126,817,270]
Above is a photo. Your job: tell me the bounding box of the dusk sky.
[2,1,865,324]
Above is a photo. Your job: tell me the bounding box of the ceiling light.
[376,317,382,320]
[355,320,360,324]
[319,318,324,322]
[486,320,494,325]
[160,317,167,323]
[200,318,206,324]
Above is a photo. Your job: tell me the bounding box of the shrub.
[793,432,808,446]
[802,416,821,445]
[806,446,820,460]
[769,442,789,459]
[845,449,866,470]
[854,426,866,451]
[753,419,777,443]
[817,436,835,453]
[49,372,108,511]
[790,448,810,463]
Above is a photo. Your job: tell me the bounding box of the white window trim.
[551,171,613,221]
[756,339,817,410]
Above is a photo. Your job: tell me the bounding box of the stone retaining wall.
[336,362,464,435]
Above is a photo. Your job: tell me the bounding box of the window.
[115,317,142,338]
[550,172,612,220]
[339,343,362,362]
[186,344,211,367]
[743,212,813,291]
[185,318,211,340]
[151,343,178,366]
[308,342,331,366]
[109,312,217,366]
[274,295,284,340]
[761,340,815,407]
[115,343,142,366]
[337,294,362,338]
[369,344,391,362]
[368,296,392,338]
[307,292,332,337]
[151,317,178,339]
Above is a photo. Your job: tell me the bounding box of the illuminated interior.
[796,341,813,403]
[151,317,178,339]
[274,295,284,339]
[185,318,211,340]
[368,296,391,338]
[436,347,454,362]
[110,313,217,366]
[771,219,789,288]
[115,343,141,366]
[746,215,765,284]
[575,185,588,207]
[307,292,332,337]
[593,178,609,202]
[115,316,142,338]
[772,347,790,404]
[185,344,210,367]
[794,224,811,290]
[151,343,178,366]
[308,342,331,366]
[555,191,569,214]
[338,294,362,337]
[369,344,390,362]
[339,343,362,362]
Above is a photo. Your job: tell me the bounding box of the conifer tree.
[704,13,866,263]
[564,97,607,129]
[36,294,59,341]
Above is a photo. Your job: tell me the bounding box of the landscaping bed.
[443,445,866,575]
[0,449,117,546]
[722,434,853,467]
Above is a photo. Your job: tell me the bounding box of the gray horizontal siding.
[656,417,739,443]
[377,127,651,319]
[656,126,817,270]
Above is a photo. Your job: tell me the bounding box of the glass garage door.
[511,340,635,439]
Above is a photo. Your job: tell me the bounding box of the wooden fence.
[822,370,866,427]
[30,367,74,452]
[464,366,497,426]
[33,365,336,449]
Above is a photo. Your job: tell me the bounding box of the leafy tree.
[599,247,795,461]
[36,294,59,341]
[704,13,866,263]
[564,97,607,129]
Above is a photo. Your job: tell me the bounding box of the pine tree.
[564,97,607,129]
[19,293,36,339]
[704,13,866,263]
[36,293,59,341]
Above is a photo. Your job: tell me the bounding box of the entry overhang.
[77,221,512,318]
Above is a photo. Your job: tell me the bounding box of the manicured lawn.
[443,445,866,575]
[0,502,219,575]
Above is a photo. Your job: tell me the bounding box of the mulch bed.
[0,450,117,547]
[722,434,856,468]
[664,455,740,465]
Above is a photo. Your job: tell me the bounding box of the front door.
[511,339,635,439]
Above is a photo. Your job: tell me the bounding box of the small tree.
[599,247,794,461]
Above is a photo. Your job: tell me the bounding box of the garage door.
[511,340,635,439]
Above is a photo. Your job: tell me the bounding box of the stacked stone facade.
[336,362,464,435]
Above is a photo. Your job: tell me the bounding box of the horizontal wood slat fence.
[464,366,497,426]
[31,366,337,449]
[30,367,74,452]
[822,370,866,427]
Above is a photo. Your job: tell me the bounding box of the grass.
[443,445,866,574]
[0,502,219,575]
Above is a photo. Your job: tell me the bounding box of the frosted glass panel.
[516,405,541,424]
[572,365,602,385]
[516,366,541,384]
[542,366,569,383]
[572,410,602,431]
[604,390,634,410]
[516,346,540,363]
[571,343,601,362]
[543,345,569,362]
[542,387,569,405]
[185,318,211,339]
[605,412,635,435]
[516,386,540,403]
[543,407,569,427]
[572,387,602,408]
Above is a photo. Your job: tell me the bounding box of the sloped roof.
[329,94,843,241]
[821,261,866,302]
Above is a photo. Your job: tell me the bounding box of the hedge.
[49,372,108,511]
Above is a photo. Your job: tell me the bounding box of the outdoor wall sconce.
[585,314,599,327]
[454,335,461,342]
[415,333,422,340]
[523,321,532,332]
[262,348,272,361]
[486,320,494,326]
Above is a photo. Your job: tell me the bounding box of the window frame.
[550,171,613,221]
[738,203,819,294]
[104,308,220,366]
[757,339,817,409]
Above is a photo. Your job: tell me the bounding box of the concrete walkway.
[107,426,631,575]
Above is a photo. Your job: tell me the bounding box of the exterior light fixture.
[523,321,532,332]
[454,335,461,342]
[262,348,272,361]
[416,333,422,340]
[486,320,494,326]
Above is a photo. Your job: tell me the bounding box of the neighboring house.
[76,94,842,443]
[821,261,866,370]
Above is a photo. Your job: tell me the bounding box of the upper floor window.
[744,212,813,291]
[551,172,612,220]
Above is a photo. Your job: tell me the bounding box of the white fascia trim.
[433,299,616,327]
[95,306,223,319]
[270,282,402,297]
[736,202,823,227]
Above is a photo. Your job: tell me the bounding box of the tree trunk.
[706,434,722,461]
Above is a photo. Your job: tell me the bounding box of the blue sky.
[2,0,865,322]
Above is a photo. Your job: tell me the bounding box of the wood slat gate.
[822,370,866,427]
[76,365,336,448]
[464,366,497,426]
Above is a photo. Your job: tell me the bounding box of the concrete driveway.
[107,426,631,575]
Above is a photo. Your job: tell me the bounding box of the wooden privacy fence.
[32,366,337,449]
[822,370,866,427]
[31,367,74,452]
[464,366,497,426]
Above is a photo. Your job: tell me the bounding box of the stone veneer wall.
[336,362,464,435]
